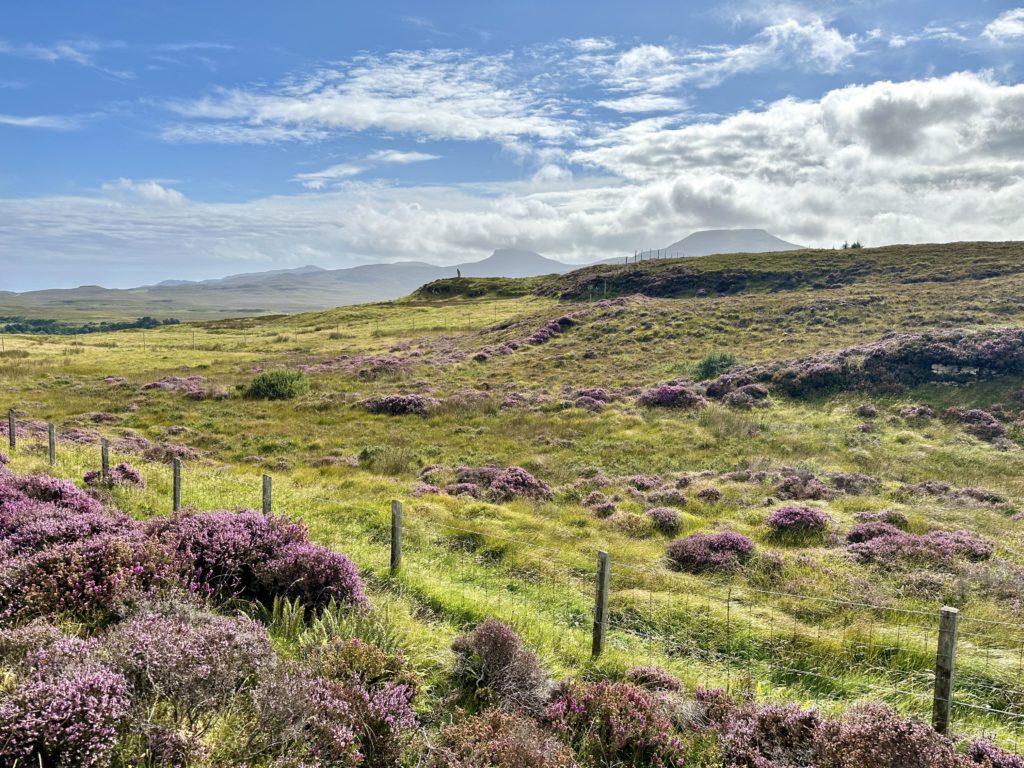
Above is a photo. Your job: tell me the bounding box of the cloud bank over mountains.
[2,4,1023,289]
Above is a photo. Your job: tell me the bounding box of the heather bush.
[429,710,578,768]
[854,509,909,529]
[849,528,993,566]
[815,702,963,768]
[638,383,708,410]
[766,505,830,539]
[969,739,1024,768]
[359,393,439,416]
[84,462,145,489]
[648,486,688,507]
[256,541,367,611]
[451,619,548,713]
[0,668,131,768]
[626,665,684,692]
[488,467,554,503]
[1,471,103,516]
[444,482,482,498]
[828,472,880,495]
[697,487,723,503]
[776,473,832,501]
[245,369,309,400]
[846,521,904,543]
[102,605,274,727]
[546,680,688,767]
[719,702,821,768]
[667,531,754,574]
[646,506,682,535]
[146,509,305,600]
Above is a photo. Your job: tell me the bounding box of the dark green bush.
[694,351,739,380]
[245,370,309,400]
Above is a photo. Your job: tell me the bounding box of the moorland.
[3,240,1024,766]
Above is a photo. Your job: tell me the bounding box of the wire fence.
[4,411,1024,749]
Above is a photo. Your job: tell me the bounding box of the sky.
[2,1,1024,290]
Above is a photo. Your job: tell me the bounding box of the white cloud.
[983,8,1024,43]
[0,113,79,129]
[163,50,573,146]
[5,72,1024,290]
[293,149,441,188]
[99,178,187,205]
[0,39,133,79]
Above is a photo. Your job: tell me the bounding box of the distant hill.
[0,249,580,322]
[656,228,804,257]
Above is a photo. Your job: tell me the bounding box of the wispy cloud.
[163,50,574,147]
[293,149,441,189]
[0,38,133,79]
[983,8,1024,43]
[0,113,81,129]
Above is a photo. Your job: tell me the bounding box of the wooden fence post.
[390,499,403,576]
[592,550,610,657]
[172,458,182,512]
[932,606,960,735]
[48,423,56,466]
[7,409,14,451]
[262,474,272,514]
[100,438,110,480]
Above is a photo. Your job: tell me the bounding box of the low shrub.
[849,529,993,567]
[766,505,829,538]
[256,541,368,611]
[84,463,145,489]
[815,702,962,768]
[695,351,739,380]
[359,393,439,416]
[667,531,755,574]
[638,383,708,410]
[546,680,688,767]
[430,710,578,768]
[625,665,684,692]
[488,467,554,503]
[0,668,131,768]
[720,702,821,768]
[969,739,1024,768]
[451,619,548,714]
[245,370,309,400]
[646,507,682,536]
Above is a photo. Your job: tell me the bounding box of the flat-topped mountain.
[661,228,804,257]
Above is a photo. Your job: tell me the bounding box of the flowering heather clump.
[903,479,952,496]
[646,507,682,535]
[724,383,771,409]
[0,451,7,466]
[576,387,610,402]
[592,501,617,518]
[776,473,832,501]
[648,487,688,507]
[846,521,904,544]
[456,465,503,487]
[147,509,306,600]
[637,383,708,410]
[84,463,145,489]
[430,709,578,768]
[412,482,442,497]
[628,474,663,491]
[719,702,821,768]
[488,467,554,503]
[855,403,878,418]
[142,442,199,463]
[854,509,909,528]
[766,505,830,537]
[697,487,723,503]
[849,528,993,566]
[444,482,481,498]
[958,486,1007,505]
[0,668,131,768]
[815,702,962,768]
[573,395,604,411]
[900,404,935,419]
[359,393,439,416]
[969,739,1024,768]
[626,665,684,692]
[256,541,368,610]
[141,375,208,398]
[945,407,1006,441]
[667,531,754,574]
[2,472,103,516]
[451,619,548,714]
[828,472,880,495]
[582,490,608,508]
[102,607,274,723]
[546,680,687,768]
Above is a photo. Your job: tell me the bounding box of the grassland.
[4,241,1024,753]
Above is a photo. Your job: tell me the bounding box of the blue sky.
[2,1,1024,289]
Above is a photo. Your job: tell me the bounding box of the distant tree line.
[0,315,180,335]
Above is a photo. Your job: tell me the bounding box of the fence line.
[3,411,1024,748]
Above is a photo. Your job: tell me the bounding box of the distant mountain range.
[0,230,806,321]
